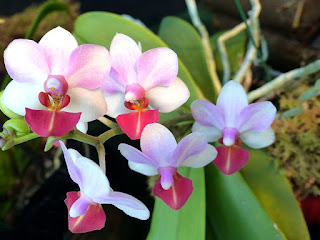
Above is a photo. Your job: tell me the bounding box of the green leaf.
[210,30,247,80]
[158,16,217,102]
[241,149,310,240]
[73,11,203,111]
[205,164,286,240]
[147,167,205,240]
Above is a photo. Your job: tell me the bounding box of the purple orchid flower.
[2,27,110,137]
[118,123,217,210]
[101,34,190,140]
[191,80,276,175]
[60,141,150,233]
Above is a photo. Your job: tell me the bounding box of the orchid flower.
[191,80,276,175]
[118,123,217,210]
[60,141,150,233]
[101,34,190,140]
[2,27,110,137]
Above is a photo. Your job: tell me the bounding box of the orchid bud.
[3,119,31,138]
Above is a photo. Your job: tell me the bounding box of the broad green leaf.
[241,149,310,240]
[73,12,203,111]
[210,30,247,80]
[158,16,217,102]
[147,167,205,240]
[205,164,286,240]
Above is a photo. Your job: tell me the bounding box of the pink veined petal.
[191,99,224,130]
[4,39,49,83]
[2,81,45,116]
[39,27,78,75]
[146,77,190,113]
[116,109,159,140]
[119,143,159,169]
[64,87,108,122]
[216,80,248,128]
[128,161,158,176]
[65,192,106,233]
[238,101,277,133]
[25,109,81,137]
[74,157,111,199]
[100,69,126,94]
[110,33,141,86]
[60,141,82,187]
[213,145,249,175]
[93,191,150,220]
[172,132,208,167]
[104,93,131,118]
[140,123,177,167]
[65,44,111,89]
[181,144,217,168]
[192,122,222,142]
[153,173,193,210]
[137,47,178,91]
[240,127,275,149]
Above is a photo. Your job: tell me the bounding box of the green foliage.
[205,164,286,240]
[147,167,205,240]
[210,31,247,80]
[158,16,217,102]
[73,12,204,110]
[241,149,310,240]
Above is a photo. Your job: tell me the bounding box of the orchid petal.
[25,109,81,137]
[238,101,276,133]
[182,144,217,168]
[146,77,190,113]
[4,39,49,83]
[66,44,111,89]
[240,127,275,149]
[60,141,82,187]
[2,81,45,116]
[100,69,126,94]
[118,143,159,169]
[116,110,159,140]
[213,146,249,175]
[172,133,208,167]
[191,99,224,129]
[140,123,177,167]
[192,122,222,142]
[65,192,106,233]
[75,157,111,199]
[104,93,130,118]
[153,173,193,210]
[76,122,88,133]
[158,167,177,190]
[128,161,158,176]
[69,194,92,218]
[64,87,107,122]
[137,47,178,91]
[110,33,141,85]
[216,80,248,128]
[94,191,150,220]
[39,27,78,75]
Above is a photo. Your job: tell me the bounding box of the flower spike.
[60,141,150,233]
[191,80,276,175]
[119,123,217,209]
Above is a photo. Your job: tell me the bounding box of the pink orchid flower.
[60,141,150,233]
[2,27,110,137]
[191,80,276,175]
[119,123,217,210]
[101,34,190,140]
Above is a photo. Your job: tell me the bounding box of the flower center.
[124,83,149,111]
[39,75,70,111]
[221,127,240,146]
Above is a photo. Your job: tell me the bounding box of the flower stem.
[161,114,194,128]
[98,116,119,129]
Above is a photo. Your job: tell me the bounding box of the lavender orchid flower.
[101,34,190,140]
[2,27,110,137]
[191,80,276,175]
[118,123,217,210]
[60,141,150,233]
